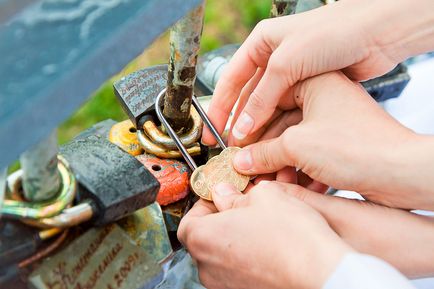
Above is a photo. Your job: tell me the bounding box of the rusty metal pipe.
[19,130,61,202]
[163,2,205,132]
[270,0,298,17]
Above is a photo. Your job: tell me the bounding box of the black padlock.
[59,120,160,226]
[114,64,211,129]
[114,65,168,129]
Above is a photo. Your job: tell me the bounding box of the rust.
[270,0,298,17]
[163,3,205,132]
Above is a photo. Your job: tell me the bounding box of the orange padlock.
[136,154,190,206]
[109,120,143,156]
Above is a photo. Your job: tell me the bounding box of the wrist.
[290,235,355,289]
[384,134,434,210]
[364,0,434,63]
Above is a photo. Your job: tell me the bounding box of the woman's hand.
[178,181,352,289]
[232,71,434,210]
[202,0,434,146]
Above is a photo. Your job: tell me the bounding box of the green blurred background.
[58,0,270,144]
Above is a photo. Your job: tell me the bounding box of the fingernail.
[232,112,254,140]
[214,183,236,196]
[201,138,212,146]
[233,149,253,170]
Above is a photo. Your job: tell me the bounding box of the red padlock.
[136,154,190,206]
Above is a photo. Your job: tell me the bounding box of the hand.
[178,181,352,289]
[202,0,434,146]
[232,71,434,210]
[281,184,434,278]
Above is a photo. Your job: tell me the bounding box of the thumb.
[233,128,300,175]
[212,183,245,212]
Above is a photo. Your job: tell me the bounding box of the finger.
[202,24,274,145]
[233,128,301,175]
[253,173,276,184]
[177,200,218,246]
[181,199,218,226]
[229,109,282,147]
[212,183,245,212]
[258,109,302,141]
[230,68,266,133]
[297,170,329,194]
[231,46,298,142]
[276,166,297,183]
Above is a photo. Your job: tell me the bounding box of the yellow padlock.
[109,120,144,156]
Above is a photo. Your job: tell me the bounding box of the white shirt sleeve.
[323,253,416,289]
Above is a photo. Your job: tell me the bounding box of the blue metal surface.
[0,0,202,170]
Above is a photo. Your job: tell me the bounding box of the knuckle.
[286,184,309,202]
[248,90,268,111]
[178,219,201,251]
[268,53,287,74]
[255,19,272,33]
[231,194,247,209]
[256,144,275,172]
[248,185,265,201]
[198,269,215,288]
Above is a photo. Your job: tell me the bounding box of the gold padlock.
[142,107,203,150]
[109,120,144,156]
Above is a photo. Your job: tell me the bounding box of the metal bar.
[192,96,227,150]
[156,89,198,171]
[19,130,60,202]
[270,0,298,17]
[163,2,205,132]
[0,0,202,170]
[0,168,6,216]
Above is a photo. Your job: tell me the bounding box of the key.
[154,88,249,202]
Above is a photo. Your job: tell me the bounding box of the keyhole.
[152,165,162,171]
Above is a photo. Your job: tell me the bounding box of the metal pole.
[270,0,298,17]
[0,168,6,216]
[163,2,205,132]
[19,130,61,202]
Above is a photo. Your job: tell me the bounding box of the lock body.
[60,120,160,226]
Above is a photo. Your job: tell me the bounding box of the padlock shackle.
[156,89,198,171]
[155,88,227,171]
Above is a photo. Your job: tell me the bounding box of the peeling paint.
[163,2,205,131]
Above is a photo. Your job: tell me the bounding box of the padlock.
[1,156,77,219]
[135,154,190,206]
[57,120,160,227]
[29,224,164,289]
[108,119,144,156]
[3,121,159,229]
[114,65,168,129]
[113,65,203,158]
[109,122,192,207]
[118,203,172,263]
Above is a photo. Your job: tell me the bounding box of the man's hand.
[232,71,434,210]
[202,0,434,146]
[178,181,352,289]
[282,185,434,278]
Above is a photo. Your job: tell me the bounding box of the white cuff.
[323,253,415,289]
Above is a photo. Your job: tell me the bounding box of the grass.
[58,0,270,144]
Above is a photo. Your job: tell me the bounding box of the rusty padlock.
[113,65,202,158]
[109,120,191,206]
